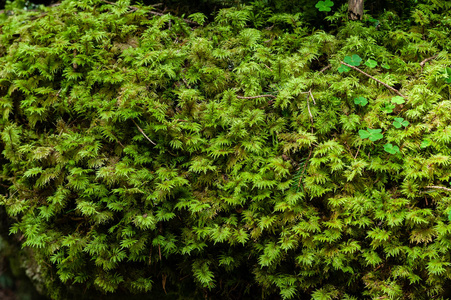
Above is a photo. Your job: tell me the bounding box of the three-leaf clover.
[384,143,400,154]
[391,96,405,104]
[344,54,362,67]
[315,0,334,12]
[359,128,383,141]
[420,139,431,148]
[365,59,378,68]
[382,103,395,113]
[338,64,351,73]
[393,117,409,128]
[354,96,368,106]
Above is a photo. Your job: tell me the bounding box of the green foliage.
[353,96,368,106]
[359,128,383,141]
[383,143,400,154]
[343,54,362,67]
[391,96,406,104]
[365,59,378,68]
[1,0,451,299]
[315,0,333,12]
[393,117,409,128]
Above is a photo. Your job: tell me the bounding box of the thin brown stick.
[237,94,276,99]
[354,144,361,159]
[319,64,331,73]
[132,119,157,145]
[425,186,451,192]
[306,95,313,124]
[308,89,316,105]
[340,61,407,99]
[419,54,438,73]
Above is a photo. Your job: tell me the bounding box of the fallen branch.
[419,54,438,73]
[237,94,276,99]
[340,61,407,99]
[425,185,451,192]
[132,119,157,146]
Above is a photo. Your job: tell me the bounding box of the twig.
[181,77,191,89]
[419,54,438,73]
[263,64,273,72]
[354,144,361,159]
[132,119,157,145]
[237,94,276,99]
[306,94,313,124]
[319,64,331,73]
[308,89,316,105]
[340,61,407,99]
[425,186,451,192]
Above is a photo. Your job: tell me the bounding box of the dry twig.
[425,185,451,192]
[306,95,313,124]
[419,54,438,73]
[340,61,407,99]
[237,94,276,99]
[319,64,331,73]
[132,119,157,145]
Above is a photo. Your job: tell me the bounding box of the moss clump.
[1,0,451,299]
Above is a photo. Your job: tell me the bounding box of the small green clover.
[391,96,405,104]
[354,96,368,106]
[384,143,400,154]
[393,117,409,128]
[381,63,391,69]
[382,103,395,113]
[359,128,383,141]
[338,64,351,73]
[315,0,334,12]
[344,54,362,67]
[420,139,431,148]
[365,59,378,68]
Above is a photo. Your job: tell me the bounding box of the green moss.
[1,0,451,299]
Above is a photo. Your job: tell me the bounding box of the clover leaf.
[315,0,334,12]
[359,128,383,141]
[344,54,362,67]
[382,103,395,113]
[391,96,405,104]
[365,59,378,68]
[354,96,368,106]
[384,143,400,154]
[393,117,409,128]
[338,64,351,73]
[420,139,431,148]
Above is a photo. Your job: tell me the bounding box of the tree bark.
[348,0,364,20]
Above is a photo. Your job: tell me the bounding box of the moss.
[1,0,451,299]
